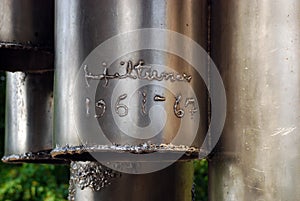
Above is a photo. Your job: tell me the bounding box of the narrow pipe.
[2,71,66,163]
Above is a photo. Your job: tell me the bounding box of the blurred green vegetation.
[0,163,69,201]
[194,160,208,201]
[0,71,208,201]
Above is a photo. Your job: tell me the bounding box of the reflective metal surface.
[68,161,194,201]
[54,0,208,160]
[0,0,54,71]
[209,0,300,200]
[2,72,66,163]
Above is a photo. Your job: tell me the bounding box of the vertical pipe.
[68,161,194,201]
[53,0,208,161]
[2,72,65,163]
[0,0,54,71]
[209,0,300,200]
[54,0,208,199]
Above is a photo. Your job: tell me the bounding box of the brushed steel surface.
[69,161,194,201]
[2,71,61,163]
[54,0,208,159]
[209,0,300,200]
[0,0,54,71]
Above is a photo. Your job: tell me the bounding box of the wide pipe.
[0,0,54,71]
[68,161,194,201]
[209,0,300,200]
[53,0,208,160]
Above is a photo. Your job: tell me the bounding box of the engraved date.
[92,92,197,119]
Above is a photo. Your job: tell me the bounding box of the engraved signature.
[84,60,192,87]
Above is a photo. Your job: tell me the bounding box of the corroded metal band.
[51,143,200,161]
[68,161,194,201]
[1,151,68,164]
[69,161,121,193]
[0,47,53,71]
[0,42,52,52]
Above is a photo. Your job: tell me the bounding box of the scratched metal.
[209,0,300,201]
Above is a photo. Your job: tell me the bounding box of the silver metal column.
[209,0,300,200]
[2,72,66,163]
[53,0,208,161]
[68,161,194,201]
[0,0,54,71]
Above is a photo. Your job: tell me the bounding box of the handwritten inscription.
[86,60,197,120]
[115,94,128,117]
[185,98,198,116]
[174,96,198,118]
[139,91,147,115]
[86,98,91,116]
[95,99,106,118]
[84,60,192,87]
[153,95,166,102]
[174,95,185,118]
[93,92,197,119]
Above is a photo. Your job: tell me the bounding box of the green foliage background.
[0,72,208,201]
[194,160,208,201]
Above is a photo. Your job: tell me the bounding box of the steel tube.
[2,71,66,163]
[209,0,300,200]
[0,0,54,71]
[53,0,208,161]
[68,161,194,201]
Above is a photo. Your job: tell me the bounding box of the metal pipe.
[2,71,66,163]
[68,161,194,201]
[53,0,208,162]
[0,0,54,71]
[209,0,300,200]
